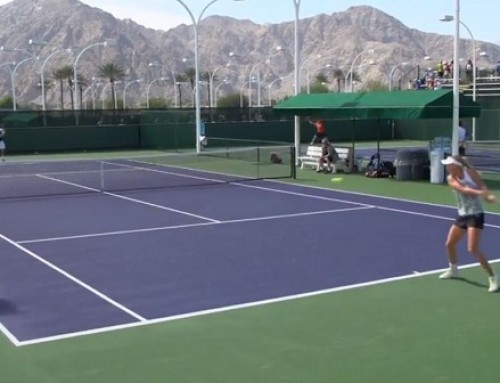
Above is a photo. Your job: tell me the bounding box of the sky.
[1,0,498,44]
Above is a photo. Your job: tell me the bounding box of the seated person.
[316,138,337,173]
[309,119,327,144]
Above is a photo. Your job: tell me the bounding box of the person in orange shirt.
[309,119,327,144]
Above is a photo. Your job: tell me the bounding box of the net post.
[99,160,105,191]
[291,146,297,179]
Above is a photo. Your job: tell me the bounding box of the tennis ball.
[330,177,343,182]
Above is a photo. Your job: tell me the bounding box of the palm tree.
[76,74,87,109]
[184,67,196,89]
[52,65,73,110]
[98,63,125,110]
[175,73,188,107]
[331,69,346,92]
[200,71,212,107]
[314,73,329,84]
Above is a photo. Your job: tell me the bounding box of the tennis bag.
[365,161,395,178]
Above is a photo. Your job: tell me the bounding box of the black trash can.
[394,148,430,181]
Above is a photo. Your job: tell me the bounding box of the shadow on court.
[451,277,489,289]
[0,299,18,315]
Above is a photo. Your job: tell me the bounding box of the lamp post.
[440,11,476,142]
[122,79,141,109]
[175,0,245,154]
[149,62,177,106]
[214,79,230,106]
[293,0,302,165]
[11,57,37,111]
[300,53,322,93]
[248,47,286,107]
[210,62,231,107]
[345,60,377,91]
[349,49,375,92]
[146,77,167,109]
[73,41,107,110]
[268,77,283,106]
[389,62,409,91]
[38,48,73,110]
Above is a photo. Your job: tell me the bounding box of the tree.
[98,63,125,110]
[52,65,73,110]
[361,79,389,92]
[175,73,188,107]
[314,73,329,84]
[184,67,196,89]
[0,95,13,109]
[200,71,213,107]
[217,93,245,108]
[331,69,346,92]
[309,82,329,93]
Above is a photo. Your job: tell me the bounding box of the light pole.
[440,12,477,142]
[293,0,302,165]
[122,79,141,109]
[11,57,37,111]
[174,0,245,154]
[73,41,107,110]
[349,49,375,92]
[248,47,286,107]
[210,62,232,107]
[389,62,409,91]
[214,79,230,106]
[100,81,122,109]
[300,53,322,93]
[345,60,377,91]
[146,77,167,109]
[38,49,73,110]
[268,77,283,106]
[149,62,177,106]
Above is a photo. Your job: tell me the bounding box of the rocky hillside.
[0,0,498,108]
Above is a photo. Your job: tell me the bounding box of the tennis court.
[1,146,500,382]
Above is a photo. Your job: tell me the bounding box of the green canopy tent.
[274,89,481,169]
[273,89,481,120]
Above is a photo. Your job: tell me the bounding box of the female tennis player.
[440,155,498,292]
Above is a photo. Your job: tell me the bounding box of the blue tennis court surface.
[1,177,500,346]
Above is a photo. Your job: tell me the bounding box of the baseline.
[16,258,500,347]
[0,231,146,324]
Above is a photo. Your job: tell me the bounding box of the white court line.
[36,174,220,223]
[18,206,375,244]
[233,181,372,207]
[16,257,500,347]
[269,179,500,217]
[376,206,500,229]
[0,232,146,325]
[102,160,227,185]
[0,321,21,347]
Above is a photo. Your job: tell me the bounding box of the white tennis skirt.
[0,141,6,150]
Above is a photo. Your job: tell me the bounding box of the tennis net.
[465,141,500,172]
[0,145,295,199]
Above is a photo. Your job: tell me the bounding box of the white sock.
[450,263,458,271]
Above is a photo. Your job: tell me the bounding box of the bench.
[298,145,353,173]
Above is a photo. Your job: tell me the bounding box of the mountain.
[0,0,498,109]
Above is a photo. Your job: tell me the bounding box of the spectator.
[465,59,473,83]
[316,137,337,173]
[436,61,444,78]
[309,118,327,144]
[0,125,6,161]
[458,120,467,155]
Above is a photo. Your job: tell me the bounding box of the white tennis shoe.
[439,268,459,279]
[488,276,499,293]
